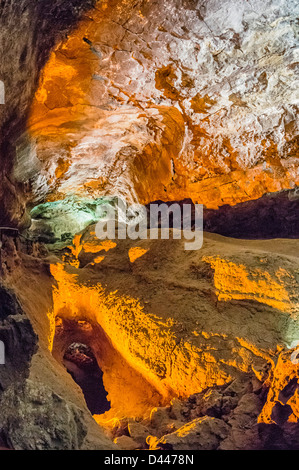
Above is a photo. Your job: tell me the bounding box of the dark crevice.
[63,342,111,415]
[146,188,299,239]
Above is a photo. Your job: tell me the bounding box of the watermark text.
[95,198,203,250]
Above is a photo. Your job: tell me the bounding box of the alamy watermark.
[290,341,299,365]
[0,340,5,365]
[95,198,203,250]
[0,80,5,104]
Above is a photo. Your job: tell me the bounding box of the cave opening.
[62,342,111,415]
[52,317,167,422]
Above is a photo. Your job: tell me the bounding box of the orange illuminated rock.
[259,350,299,425]
[203,256,295,313]
[128,247,149,263]
[148,416,229,450]
[24,0,298,211]
[47,228,299,421]
[3,224,298,448]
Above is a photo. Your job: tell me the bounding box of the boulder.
[149,416,229,450]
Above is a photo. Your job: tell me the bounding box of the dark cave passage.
[52,317,166,420]
[146,188,299,240]
[0,0,297,453]
[63,342,110,415]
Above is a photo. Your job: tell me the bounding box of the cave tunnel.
[52,317,166,422]
[0,0,298,452]
[63,342,111,415]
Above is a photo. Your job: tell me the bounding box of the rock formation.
[0,0,298,451]
[0,0,97,228]
[26,0,298,214]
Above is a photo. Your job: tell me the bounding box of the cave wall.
[0,0,97,228]
[0,232,116,449]
[26,0,298,214]
[1,0,298,232]
[48,226,299,423]
[0,0,298,451]
[0,1,119,450]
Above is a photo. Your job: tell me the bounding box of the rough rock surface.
[0,233,116,450]
[1,225,298,450]
[26,187,299,244]
[0,283,38,392]
[0,379,88,450]
[27,0,298,214]
[107,369,299,450]
[148,416,230,450]
[0,0,298,452]
[48,227,299,431]
[0,0,97,227]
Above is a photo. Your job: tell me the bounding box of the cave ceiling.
[21,0,298,223]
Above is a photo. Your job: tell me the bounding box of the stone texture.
[135,370,298,450]
[0,0,96,228]
[0,0,298,452]
[114,435,140,450]
[259,350,299,426]
[199,389,223,418]
[219,392,264,450]
[0,284,38,392]
[26,0,298,217]
[128,421,150,444]
[0,379,88,450]
[169,398,184,420]
[1,219,298,450]
[149,416,229,450]
[48,226,299,423]
[0,235,116,450]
